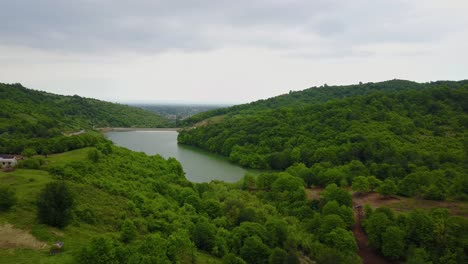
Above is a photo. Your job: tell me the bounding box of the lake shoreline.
[98,127,180,132]
[106,130,250,183]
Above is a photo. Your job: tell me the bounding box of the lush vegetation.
[179,81,468,200]
[1,79,467,263]
[363,206,467,263]
[1,145,357,263]
[182,79,463,125]
[0,83,171,154]
[2,144,466,263]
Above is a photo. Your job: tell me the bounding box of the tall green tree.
[37,181,74,228]
[321,184,352,207]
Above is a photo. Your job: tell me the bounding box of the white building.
[0,155,22,168]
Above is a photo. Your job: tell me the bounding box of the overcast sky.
[1,0,467,104]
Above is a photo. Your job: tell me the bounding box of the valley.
[0,80,467,264]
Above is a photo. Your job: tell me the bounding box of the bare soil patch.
[353,192,400,207]
[0,223,47,250]
[305,187,322,200]
[352,192,468,217]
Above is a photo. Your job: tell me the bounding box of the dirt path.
[306,188,393,264]
[352,204,392,264]
[306,188,467,263]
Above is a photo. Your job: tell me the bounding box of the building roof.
[0,154,23,159]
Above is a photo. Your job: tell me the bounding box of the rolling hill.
[0,83,172,154]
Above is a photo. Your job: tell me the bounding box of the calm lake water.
[106,131,247,183]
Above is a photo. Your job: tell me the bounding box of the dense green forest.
[182,79,466,125]
[179,81,468,200]
[0,83,172,154]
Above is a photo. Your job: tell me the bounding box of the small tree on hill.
[352,176,370,195]
[37,181,74,228]
[0,186,16,211]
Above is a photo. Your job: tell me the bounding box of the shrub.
[78,237,120,264]
[19,158,41,169]
[21,148,37,158]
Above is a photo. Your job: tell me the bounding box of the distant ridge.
[0,83,172,154]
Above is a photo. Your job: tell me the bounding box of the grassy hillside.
[179,81,468,200]
[0,83,172,154]
[0,147,218,263]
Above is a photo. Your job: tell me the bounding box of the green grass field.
[0,148,126,263]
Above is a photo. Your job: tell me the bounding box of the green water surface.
[106,131,247,183]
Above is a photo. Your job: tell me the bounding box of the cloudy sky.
[1,0,467,104]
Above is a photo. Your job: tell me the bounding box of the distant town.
[133,103,228,120]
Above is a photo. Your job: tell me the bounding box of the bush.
[87,149,101,162]
[78,237,121,264]
[0,186,16,211]
[377,179,398,197]
[21,148,37,158]
[19,158,41,169]
[75,208,98,224]
[37,181,74,228]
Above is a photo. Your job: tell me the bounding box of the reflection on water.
[106,131,247,183]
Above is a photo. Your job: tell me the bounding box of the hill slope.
[179,80,468,200]
[183,79,468,125]
[0,83,172,154]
